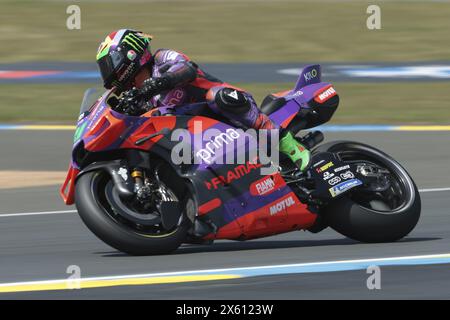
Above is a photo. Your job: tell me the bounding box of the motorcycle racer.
[96,29,311,171]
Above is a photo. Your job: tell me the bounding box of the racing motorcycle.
[60,64,421,255]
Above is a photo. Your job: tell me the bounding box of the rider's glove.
[117,87,146,115]
[141,77,171,99]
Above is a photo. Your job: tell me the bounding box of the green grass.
[0,0,449,62]
[0,83,94,123]
[0,1,448,124]
[1,82,449,124]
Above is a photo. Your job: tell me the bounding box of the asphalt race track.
[0,130,450,299]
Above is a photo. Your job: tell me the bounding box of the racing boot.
[279,131,311,172]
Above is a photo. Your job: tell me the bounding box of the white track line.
[419,187,450,193]
[1,252,450,291]
[0,210,77,218]
[0,187,448,218]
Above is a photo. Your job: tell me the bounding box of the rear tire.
[75,168,191,256]
[316,141,421,243]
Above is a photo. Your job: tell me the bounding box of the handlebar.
[111,86,155,116]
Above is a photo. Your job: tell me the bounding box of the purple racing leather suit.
[149,49,277,130]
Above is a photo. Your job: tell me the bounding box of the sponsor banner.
[333,165,350,173]
[204,160,263,190]
[315,161,334,173]
[269,196,296,216]
[329,178,363,198]
[250,173,285,197]
[314,86,337,103]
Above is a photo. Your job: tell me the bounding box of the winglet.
[294,64,321,90]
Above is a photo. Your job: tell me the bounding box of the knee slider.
[215,88,251,114]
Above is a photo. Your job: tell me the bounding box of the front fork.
[130,167,153,201]
[124,150,153,200]
[124,151,174,203]
[104,150,152,200]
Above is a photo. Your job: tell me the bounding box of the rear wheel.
[75,163,193,255]
[315,141,421,243]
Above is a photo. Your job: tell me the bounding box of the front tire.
[316,141,421,243]
[75,169,191,256]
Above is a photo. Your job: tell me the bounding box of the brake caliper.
[357,164,391,192]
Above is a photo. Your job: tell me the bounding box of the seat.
[259,94,287,115]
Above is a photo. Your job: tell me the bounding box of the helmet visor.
[97,55,115,88]
[110,50,125,69]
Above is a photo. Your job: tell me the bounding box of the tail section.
[294,64,321,91]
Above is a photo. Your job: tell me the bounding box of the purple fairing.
[172,120,267,171]
[71,90,147,167]
[268,64,332,126]
[220,184,293,224]
[269,100,301,126]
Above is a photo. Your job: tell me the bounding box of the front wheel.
[315,141,421,243]
[75,164,192,255]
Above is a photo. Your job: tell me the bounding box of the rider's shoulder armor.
[154,49,190,66]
